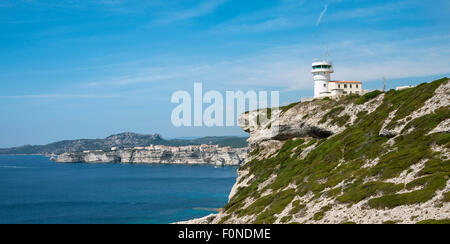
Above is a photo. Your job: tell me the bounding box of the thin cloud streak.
[212,17,295,33]
[0,94,120,99]
[326,1,409,22]
[208,0,308,33]
[83,33,450,93]
[316,4,328,26]
[157,0,227,24]
[86,74,180,87]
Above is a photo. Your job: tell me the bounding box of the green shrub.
[289,200,306,215]
[280,216,293,223]
[369,174,447,209]
[313,205,332,221]
[416,219,450,224]
[355,90,383,105]
[319,107,345,124]
[280,102,301,113]
[337,181,403,204]
[254,209,277,224]
[218,215,232,224]
[249,147,263,157]
[313,212,325,221]
[385,78,448,129]
[444,191,450,202]
[325,187,342,198]
[383,220,399,224]
[331,114,351,127]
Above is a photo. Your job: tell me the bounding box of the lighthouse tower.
[311,60,334,98]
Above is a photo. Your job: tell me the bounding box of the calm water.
[0,155,237,224]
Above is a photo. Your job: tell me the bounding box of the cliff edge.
[185,77,450,224]
[53,146,248,166]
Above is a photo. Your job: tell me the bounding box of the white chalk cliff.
[53,147,248,166]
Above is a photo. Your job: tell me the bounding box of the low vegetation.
[416,219,450,224]
[219,78,449,224]
[280,102,301,113]
[313,205,332,221]
[319,107,345,124]
[355,90,383,105]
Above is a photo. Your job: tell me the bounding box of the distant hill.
[0,132,249,155]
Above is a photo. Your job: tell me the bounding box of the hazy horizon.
[0,132,251,148]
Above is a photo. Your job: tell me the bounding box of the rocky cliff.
[53,147,248,166]
[183,77,449,224]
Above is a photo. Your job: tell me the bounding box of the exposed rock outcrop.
[53,146,248,166]
[239,90,385,149]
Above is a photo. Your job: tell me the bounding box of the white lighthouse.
[311,60,334,98]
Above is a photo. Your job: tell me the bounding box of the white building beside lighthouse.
[311,59,363,98]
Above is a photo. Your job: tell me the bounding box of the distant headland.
[0,132,249,155]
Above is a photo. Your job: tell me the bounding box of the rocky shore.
[51,144,248,166]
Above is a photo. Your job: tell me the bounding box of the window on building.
[312,65,331,69]
[323,84,326,87]
[344,84,347,88]
[338,84,340,88]
[350,84,352,88]
[356,85,359,88]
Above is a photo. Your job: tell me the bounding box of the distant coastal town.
[107,143,228,153]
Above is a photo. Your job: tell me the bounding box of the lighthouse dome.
[311,60,334,74]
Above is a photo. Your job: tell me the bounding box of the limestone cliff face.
[183,78,450,224]
[53,147,248,166]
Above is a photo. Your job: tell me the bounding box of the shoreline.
[51,146,248,166]
[0,154,46,156]
[53,161,241,167]
[1,154,243,167]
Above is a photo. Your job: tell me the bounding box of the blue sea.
[0,155,238,224]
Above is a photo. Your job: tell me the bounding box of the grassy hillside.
[220,78,449,224]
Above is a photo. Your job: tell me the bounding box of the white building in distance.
[396,85,416,91]
[312,60,363,98]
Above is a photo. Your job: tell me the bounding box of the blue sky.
[0,0,449,147]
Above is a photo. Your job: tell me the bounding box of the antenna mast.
[383,77,386,91]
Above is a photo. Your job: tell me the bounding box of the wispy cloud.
[316,4,328,26]
[0,94,119,99]
[158,0,227,24]
[86,73,181,87]
[209,0,307,33]
[216,17,293,33]
[78,31,450,93]
[190,32,450,91]
[326,1,409,22]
